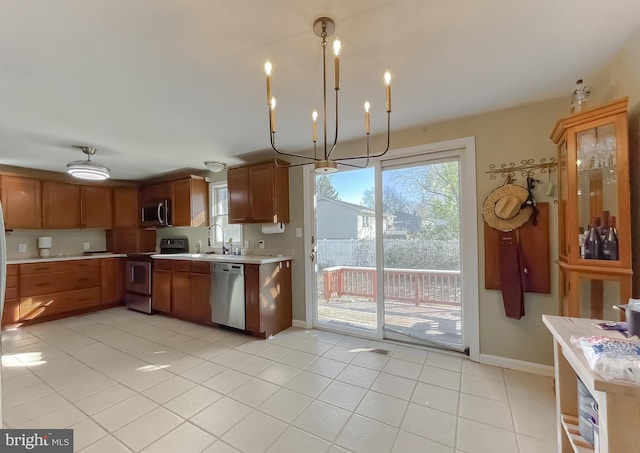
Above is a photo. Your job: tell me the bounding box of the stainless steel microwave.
[141,199,171,227]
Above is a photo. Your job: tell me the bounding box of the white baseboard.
[479,354,554,377]
[291,319,309,329]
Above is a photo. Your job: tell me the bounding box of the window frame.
[209,182,243,246]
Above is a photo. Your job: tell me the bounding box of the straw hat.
[482,184,533,231]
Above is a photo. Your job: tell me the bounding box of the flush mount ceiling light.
[66,146,110,180]
[204,160,227,173]
[264,16,393,174]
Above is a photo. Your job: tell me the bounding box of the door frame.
[303,136,479,360]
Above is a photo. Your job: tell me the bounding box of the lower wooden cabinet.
[1,265,20,327]
[152,263,172,313]
[245,260,292,338]
[101,258,123,305]
[153,260,211,323]
[149,258,292,336]
[2,258,125,328]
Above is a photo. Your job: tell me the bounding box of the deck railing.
[323,266,461,307]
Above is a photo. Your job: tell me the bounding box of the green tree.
[316,175,340,200]
[361,186,412,215]
[400,162,460,240]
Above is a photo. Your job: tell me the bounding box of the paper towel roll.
[261,222,285,234]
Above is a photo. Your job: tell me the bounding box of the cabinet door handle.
[35,282,50,287]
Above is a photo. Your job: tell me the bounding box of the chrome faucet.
[208,224,228,254]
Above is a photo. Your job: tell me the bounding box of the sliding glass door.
[307,140,476,354]
[313,167,379,336]
[381,157,463,348]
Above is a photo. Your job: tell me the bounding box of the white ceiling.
[1,0,639,180]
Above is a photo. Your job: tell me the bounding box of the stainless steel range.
[125,237,189,314]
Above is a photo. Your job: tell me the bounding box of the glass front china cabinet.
[551,98,632,319]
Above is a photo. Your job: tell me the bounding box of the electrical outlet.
[258,240,265,249]
[18,243,27,253]
[296,227,303,238]
[83,242,91,250]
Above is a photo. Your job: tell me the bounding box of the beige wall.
[591,25,640,109]
[6,229,107,260]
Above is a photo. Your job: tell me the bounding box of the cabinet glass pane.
[578,276,620,321]
[576,122,619,261]
[559,141,568,257]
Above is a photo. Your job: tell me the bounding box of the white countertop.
[152,253,293,265]
[8,253,127,265]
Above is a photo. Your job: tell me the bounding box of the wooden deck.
[317,297,462,345]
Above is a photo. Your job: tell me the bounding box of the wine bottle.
[601,211,610,242]
[603,216,619,261]
[578,227,586,259]
[583,225,592,259]
[585,223,603,260]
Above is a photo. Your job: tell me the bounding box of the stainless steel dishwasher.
[211,262,245,330]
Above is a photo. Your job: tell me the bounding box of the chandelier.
[264,17,392,174]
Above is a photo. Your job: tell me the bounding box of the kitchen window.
[209,182,243,245]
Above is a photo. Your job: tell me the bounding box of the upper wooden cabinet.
[0,175,42,229]
[227,162,289,224]
[139,182,172,206]
[81,185,113,229]
[112,187,139,228]
[172,177,208,227]
[551,98,632,319]
[42,181,81,229]
[139,176,208,227]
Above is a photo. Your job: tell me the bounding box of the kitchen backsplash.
[5,229,107,260]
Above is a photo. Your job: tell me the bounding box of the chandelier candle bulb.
[385,72,392,112]
[264,61,272,106]
[270,97,276,133]
[312,110,318,142]
[333,38,341,90]
[364,101,370,134]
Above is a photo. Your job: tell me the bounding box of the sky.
[322,167,374,205]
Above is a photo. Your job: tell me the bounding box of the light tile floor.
[2,308,558,453]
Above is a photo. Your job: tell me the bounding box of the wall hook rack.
[486,157,557,180]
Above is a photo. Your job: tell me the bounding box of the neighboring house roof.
[317,196,375,215]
